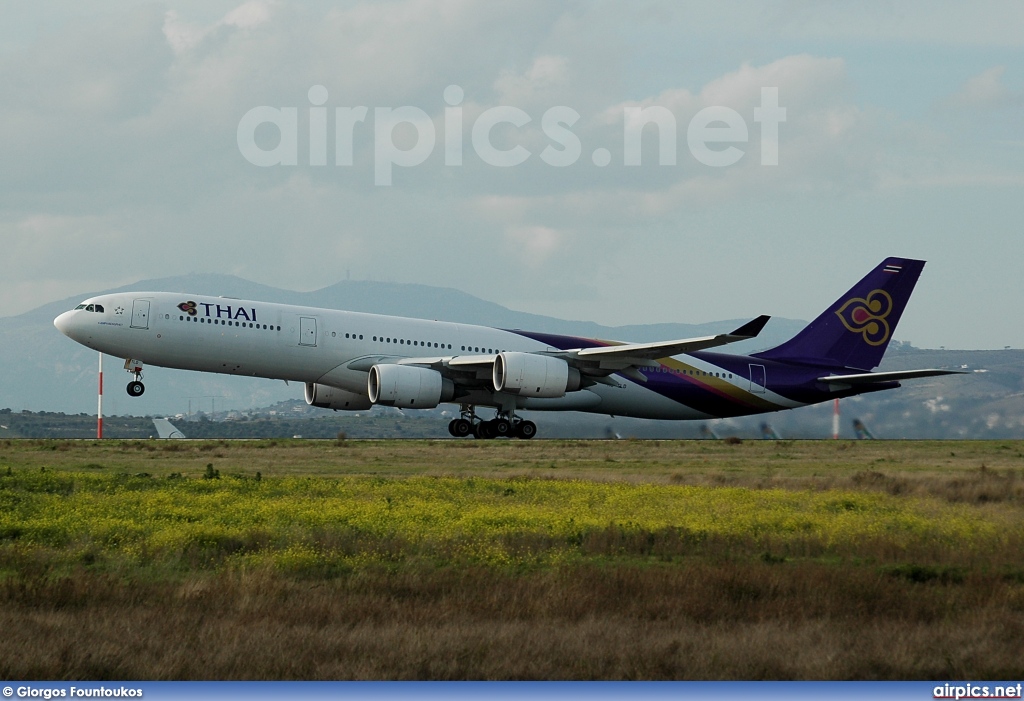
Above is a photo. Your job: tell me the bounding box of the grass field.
[1,438,1022,679]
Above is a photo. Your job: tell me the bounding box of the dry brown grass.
[2,437,1023,480]
[1,564,1022,680]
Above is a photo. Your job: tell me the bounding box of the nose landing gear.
[447,405,537,440]
[124,359,145,397]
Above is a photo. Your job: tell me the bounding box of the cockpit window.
[75,304,86,310]
[76,303,104,313]
[85,305,95,312]
[94,305,104,313]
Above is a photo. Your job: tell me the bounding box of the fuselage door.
[299,316,317,347]
[749,364,767,394]
[130,300,151,330]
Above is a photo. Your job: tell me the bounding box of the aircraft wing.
[561,315,771,366]
[818,369,968,385]
[371,317,770,388]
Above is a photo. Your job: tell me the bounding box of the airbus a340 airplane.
[54,257,961,439]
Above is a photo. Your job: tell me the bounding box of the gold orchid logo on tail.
[835,289,892,346]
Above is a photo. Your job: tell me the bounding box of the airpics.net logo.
[236,85,786,186]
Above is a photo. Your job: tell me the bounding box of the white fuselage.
[54,291,736,420]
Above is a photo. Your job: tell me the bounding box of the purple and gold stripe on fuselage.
[641,356,783,417]
[507,329,788,418]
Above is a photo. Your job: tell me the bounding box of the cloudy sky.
[2,1,1022,349]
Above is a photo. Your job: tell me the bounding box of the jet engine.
[368,364,454,409]
[492,352,580,398]
[305,383,373,411]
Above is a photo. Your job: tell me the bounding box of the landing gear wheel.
[515,420,537,440]
[452,418,473,437]
[493,418,512,437]
[447,419,457,437]
[474,421,495,439]
[127,381,145,397]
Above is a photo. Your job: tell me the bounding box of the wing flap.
[447,354,498,367]
[396,356,451,367]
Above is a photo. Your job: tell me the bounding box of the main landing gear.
[447,405,537,440]
[124,359,145,397]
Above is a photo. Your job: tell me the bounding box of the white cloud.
[162,11,206,54]
[595,54,944,206]
[222,0,274,29]
[494,55,571,106]
[504,225,564,265]
[943,66,1020,110]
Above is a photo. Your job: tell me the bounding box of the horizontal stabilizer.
[818,369,968,385]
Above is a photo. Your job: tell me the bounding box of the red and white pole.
[97,353,104,440]
[832,398,839,440]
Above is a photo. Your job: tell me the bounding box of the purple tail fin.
[754,257,925,370]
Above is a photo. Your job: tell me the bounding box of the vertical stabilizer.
[755,257,924,370]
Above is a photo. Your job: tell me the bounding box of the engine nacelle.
[305,383,373,411]
[493,352,580,398]
[368,364,454,409]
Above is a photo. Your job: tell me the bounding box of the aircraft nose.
[54,311,74,336]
